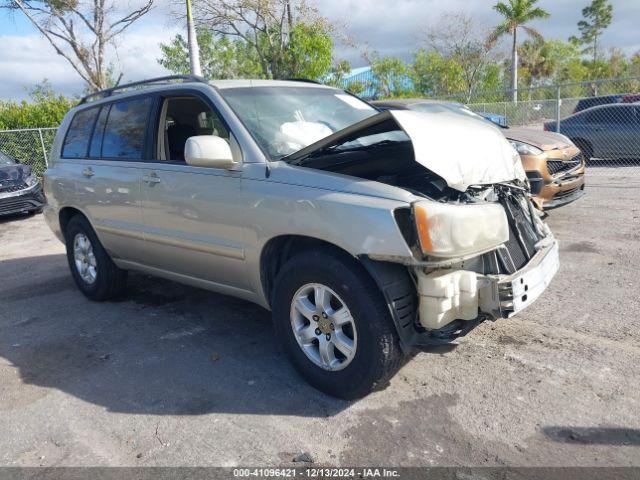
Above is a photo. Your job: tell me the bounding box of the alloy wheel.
[289,283,358,371]
[73,233,98,285]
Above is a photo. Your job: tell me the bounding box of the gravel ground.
[1,169,639,467]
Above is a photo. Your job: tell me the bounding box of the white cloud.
[0,0,638,99]
[0,24,180,100]
[319,0,640,65]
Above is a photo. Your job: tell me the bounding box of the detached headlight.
[24,174,39,187]
[413,201,509,258]
[509,140,543,156]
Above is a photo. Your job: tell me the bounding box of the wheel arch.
[259,235,357,307]
[259,234,417,352]
[59,206,89,238]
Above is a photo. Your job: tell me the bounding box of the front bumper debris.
[481,237,559,318]
[414,234,559,334]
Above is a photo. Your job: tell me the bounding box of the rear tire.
[272,249,405,399]
[64,215,127,301]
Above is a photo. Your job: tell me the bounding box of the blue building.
[334,66,413,100]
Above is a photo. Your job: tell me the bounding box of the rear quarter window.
[101,97,153,159]
[62,107,100,158]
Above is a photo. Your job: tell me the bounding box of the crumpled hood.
[390,110,526,191]
[506,127,572,151]
[285,110,526,192]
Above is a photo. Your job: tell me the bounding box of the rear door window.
[62,107,100,158]
[608,106,635,125]
[102,97,153,159]
[584,108,608,124]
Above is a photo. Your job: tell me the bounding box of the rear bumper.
[0,184,46,216]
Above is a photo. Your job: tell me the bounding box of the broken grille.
[496,192,543,274]
[0,182,27,194]
[546,155,582,176]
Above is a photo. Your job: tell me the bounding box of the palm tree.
[489,0,550,101]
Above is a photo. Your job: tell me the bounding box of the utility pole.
[186,0,202,76]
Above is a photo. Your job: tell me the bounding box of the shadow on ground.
[0,211,38,226]
[0,254,357,418]
[542,427,640,446]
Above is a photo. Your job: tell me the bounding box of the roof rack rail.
[80,75,208,104]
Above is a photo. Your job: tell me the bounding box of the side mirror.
[184,135,237,169]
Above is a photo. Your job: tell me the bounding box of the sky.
[0,0,638,100]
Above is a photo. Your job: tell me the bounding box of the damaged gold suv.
[44,77,559,399]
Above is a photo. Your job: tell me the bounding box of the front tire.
[272,250,405,399]
[64,215,127,301]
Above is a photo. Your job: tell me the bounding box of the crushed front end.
[403,184,559,346]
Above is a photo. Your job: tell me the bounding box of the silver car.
[43,76,559,399]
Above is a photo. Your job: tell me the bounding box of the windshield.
[220,86,378,159]
[0,151,16,165]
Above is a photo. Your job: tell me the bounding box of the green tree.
[489,0,550,101]
[159,29,263,79]
[0,80,75,129]
[410,49,464,97]
[518,38,553,88]
[543,40,588,83]
[369,56,410,98]
[286,23,334,80]
[191,0,334,80]
[422,13,500,100]
[323,60,366,95]
[159,24,333,81]
[573,0,613,65]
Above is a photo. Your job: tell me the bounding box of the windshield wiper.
[289,139,406,166]
[332,139,405,152]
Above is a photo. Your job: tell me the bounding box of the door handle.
[142,172,161,186]
[82,167,94,178]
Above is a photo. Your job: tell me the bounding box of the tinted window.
[89,107,109,158]
[62,108,100,158]
[586,106,635,125]
[608,107,635,125]
[102,97,153,159]
[584,108,608,124]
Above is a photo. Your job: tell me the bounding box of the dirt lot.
[1,169,639,467]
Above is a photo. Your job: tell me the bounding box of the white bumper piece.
[417,239,559,330]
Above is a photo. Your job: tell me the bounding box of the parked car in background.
[0,150,45,217]
[373,99,585,210]
[545,104,640,161]
[572,94,625,113]
[621,93,640,104]
[43,76,559,399]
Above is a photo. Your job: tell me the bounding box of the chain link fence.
[436,77,640,176]
[0,127,57,177]
[2,77,639,178]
